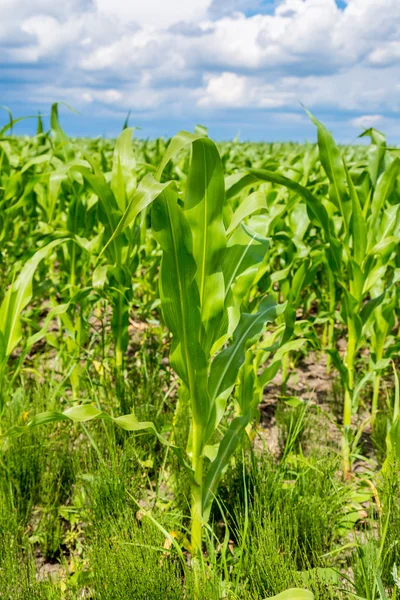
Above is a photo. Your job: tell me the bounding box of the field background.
[0,108,399,600]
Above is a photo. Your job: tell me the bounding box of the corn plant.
[0,239,65,411]
[243,113,400,476]
[151,131,288,553]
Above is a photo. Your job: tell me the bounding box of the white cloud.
[351,114,383,129]
[2,0,400,139]
[199,72,295,108]
[94,0,212,28]
[199,72,247,107]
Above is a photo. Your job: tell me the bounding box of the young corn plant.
[243,113,400,477]
[69,126,169,396]
[152,131,287,553]
[0,239,65,412]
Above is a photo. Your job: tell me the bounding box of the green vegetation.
[0,105,399,599]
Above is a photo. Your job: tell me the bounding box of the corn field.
[0,105,399,600]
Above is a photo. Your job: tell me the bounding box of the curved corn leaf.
[266,589,314,600]
[202,413,250,518]
[0,239,66,363]
[210,224,270,353]
[155,130,203,181]
[248,168,342,272]
[206,296,284,439]
[227,191,266,234]
[26,302,70,349]
[369,157,400,233]
[225,172,260,201]
[70,165,121,262]
[101,174,171,258]
[209,296,283,404]
[2,404,193,476]
[344,161,366,265]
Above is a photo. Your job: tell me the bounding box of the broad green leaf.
[266,589,314,600]
[370,157,400,232]
[360,128,386,186]
[194,124,208,136]
[306,109,350,234]
[70,165,121,262]
[0,239,66,361]
[36,112,43,135]
[206,297,284,438]
[211,225,270,352]
[2,405,193,477]
[152,188,210,429]
[26,302,70,349]
[248,168,342,272]
[102,173,171,257]
[344,161,366,265]
[111,127,137,212]
[227,191,266,234]
[225,172,262,201]
[184,137,226,350]
[155,130,203,181]
[50,102,75,161]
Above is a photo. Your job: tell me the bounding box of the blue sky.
[1,0,400,142]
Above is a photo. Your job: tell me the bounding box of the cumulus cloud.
[93,0,212,28]
[2,0,400,140]
[351,115,383,129]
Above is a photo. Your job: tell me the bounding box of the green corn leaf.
[306,109,350,234]
[36,112,43,135]
[248,168,342,272]
[0,239,66,362]
[325,349,349,390]
[223,225,270,304]
[0,107,33,137]
[368,236,400,257]
[155,130,204,181]
[26,302,70,349]
[2,405,193,478]
[70,165,121,262]
[202,413,250,518]
[370,157,400,232]
[184,138,226,351]
[110,127,137,212]
[360,128,386,186]
[225,171,261,201]
[211,224,270,353]
[360,290,386,325]
[50,102,76,161]
[152,187,210,429]
[362,265,387,295]
[344,161,366,265]
[194,124,208,137]
[102,174,171,257]
[227,191,266,234]
[50,102,69,147]
[376,204,400,242]
[206,297,284,438]
[266,589,314,600]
